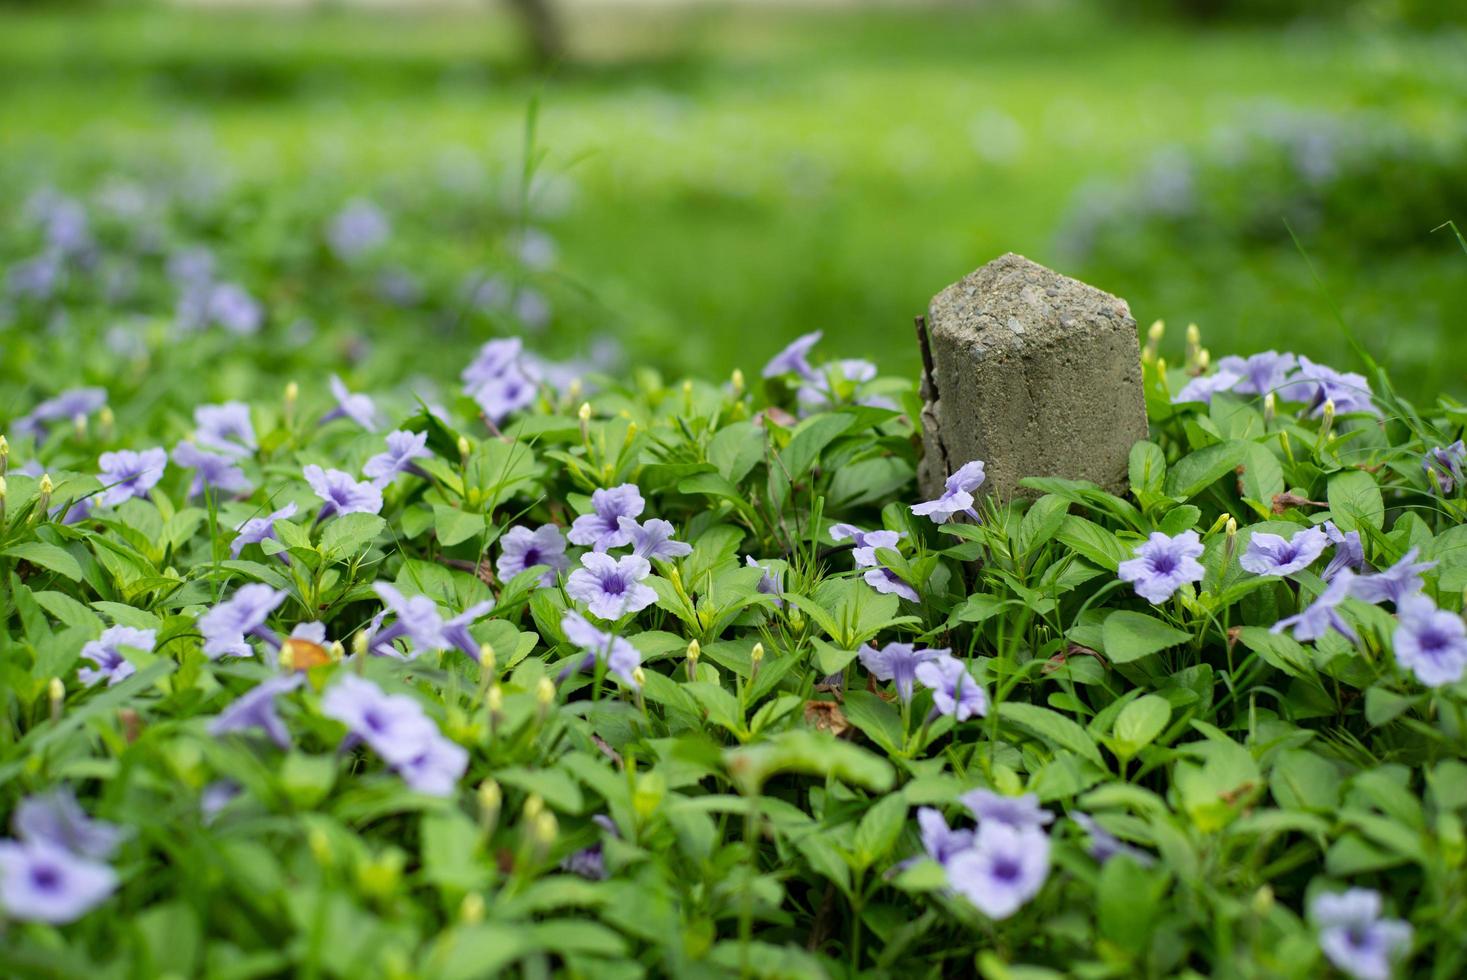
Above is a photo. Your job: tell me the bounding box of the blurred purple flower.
[864,565,920,602]
[560,610,642,686]
[1393,595,1467,688]
[1172,368,1243,405]
[370,583,449,658]
[1323,520,1364,581]
[13,387,106,441]
[207,283,263,336]
[916,807,973,864]
[363,430,431,487]
[618,516,692,561]
[1310,889,1411,980]
[323,375,381,431]
[97,447,168,507]
[231,501,298,558]
[1241,526,1329,577]
[567,553,657,620]
[462,338,539,423]
[746,556,784,607]
[326,199,390,261]
[1353,548,1436,607]
[1272,570,1357,643]
[1424,441,1466,496]
[1071,812,1154,867]
[1282,355,1377,417]
[396,732,469,797]
[322,675,461,795]
[173,442,252,499]
[194,402,257,458]
[304,464,383,521]
[1214,351,1297,397]
[797,359,877,413]
[6,251,64,303]
[762,331,821,381]
[946,822,1050,920]
[912,460,985,524]
[198,584,287,659]
[13,788,124,861]
[208,674,305,749]
[916,655,988,721]
[0,839,116,924]
[1118,530,1205,603]
[859,642,943,703]
[960,790,1053,831]
[441,600,496,663]
[567,484,645,552]
[496,524,570,587]
[78,625,155,687]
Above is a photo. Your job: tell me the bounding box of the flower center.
[990,858,1022,883]
[523,548,541,566]
[601,575,626,597]
[1150,553,1178,575]
[30,863,62,891]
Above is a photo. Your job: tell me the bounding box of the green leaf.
[707,420,766,483]
[431,506,486,548]
[1018,494,1069,555]
[1128,441,1167,497]
[319,513,387,558]
[1101,610,1192,664]
[781,413,854,480]
[1165,440,1250,500]
[1055,516,1130,571]
[1327,469,1384,533]
[3,541,83,582]
[725,730,895,793]
[997,702,1104,766]
[1110,695,1171,759]
[852,794,908,869]
[1271,749,1342,812]
[841,689,905,755]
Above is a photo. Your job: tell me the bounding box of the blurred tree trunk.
[505,0,565,67]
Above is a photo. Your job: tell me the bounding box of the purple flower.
[206,283,263,335]
[1240,526,1329,577]
[6,251,63,303]
[304,464,383,520]
[911,460,986,524]
[1393,595,1467,688]
[369,583,449,658]
[208,673,305,748]
[1271,570,1357,643]
[797,359,878,413]
[959,790,1053,831]
[567,484,645,552]
[167,246,214,288]
[1424,441,1466,495]
[231,502,298,558]
[864,565,920,602]
[363,430,431,487]
[1118,530,1206,603]
[850,529,903,569]
[194,402,257,458]
[13,788,124,861]
[97,447,167,507]
[762,331,822,380]
[567,553,657,620]
[13,387,106,441]
[200,781,240,823]
[78,625,155,687]
[323,375,381,431]
[395,732,469,797]
[0,839,117,924]
[1323,520,1364,581]
[560,610,642,686]
[916,807,973,864]
[1214,351,1297,397]
[915,655,988,721]
[198,584,287,659]
[746,556,784,607]
[1071,812,1153,867]
[1352,548,1436,607]
[561,815,619,881]
[618,517,692,561]
[496,525,570,587]
[1172,368,1243,405]
[946,822,1051,920]
[1282,355,1377,417]
[441,601,496,663]
[1310,889,1412,980]
[462,338,539,423]
[173,442,252,499]
[327,199,390,261]
[321,675,461,795]
[859,642,943,703]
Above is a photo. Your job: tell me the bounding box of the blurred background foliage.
[1,0,1464,394]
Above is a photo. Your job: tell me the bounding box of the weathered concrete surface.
[917,253,1148,501]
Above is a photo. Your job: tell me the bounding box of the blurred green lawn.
[2,4,1464,391]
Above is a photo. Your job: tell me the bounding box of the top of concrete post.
[917,253,1148,501]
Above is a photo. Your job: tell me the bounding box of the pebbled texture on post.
[917,253,1148,501]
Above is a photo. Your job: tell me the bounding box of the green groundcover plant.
[4,190,1467,979]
